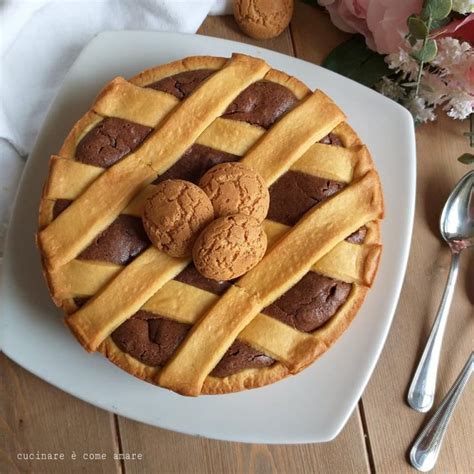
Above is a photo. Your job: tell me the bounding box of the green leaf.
[457,153,474,165]
[408,16,428,39]
[422,0,452,21]
[411,38,438,62]
[430,16,451,31]
[432,0,452,20]
[322,35,391,88]
[423,38,438,61]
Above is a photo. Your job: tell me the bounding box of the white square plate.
[0,31,416,443]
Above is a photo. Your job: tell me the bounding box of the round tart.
[37,54,384,396]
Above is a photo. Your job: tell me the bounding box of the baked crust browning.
[38,54,384,395]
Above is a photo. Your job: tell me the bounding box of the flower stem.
[414,15,432,97]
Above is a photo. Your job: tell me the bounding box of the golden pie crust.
[37,54,384,396]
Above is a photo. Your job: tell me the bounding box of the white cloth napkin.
[0,0,232,255]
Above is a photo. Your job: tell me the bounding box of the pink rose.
[320,0,423,54]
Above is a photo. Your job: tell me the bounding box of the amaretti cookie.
[193,214,267,280]
[199,162,269,223]
[142,180,214,258]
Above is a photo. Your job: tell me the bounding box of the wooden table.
[1,4,473,473]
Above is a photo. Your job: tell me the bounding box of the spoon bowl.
[408,170,474,412]
[440,171,474,246]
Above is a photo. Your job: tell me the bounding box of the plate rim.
[0,30,416,444]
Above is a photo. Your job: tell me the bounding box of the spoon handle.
[410,352,474,472]
[407,251,461,412]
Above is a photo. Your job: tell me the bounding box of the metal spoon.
[410,352,474,472]
[408,170,474,413]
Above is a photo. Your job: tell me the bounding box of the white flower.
[419,72,449,106]
[432,38,472,73]
[431,38,474,96]
[404,94,437,123]
[451,0,474,14]
[386,48,420,80]
[379,29,474,123]
[376,77,405,101]
[447,63,474,95]
[444,89,474,120]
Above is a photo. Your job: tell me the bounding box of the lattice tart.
[37,54,384,396]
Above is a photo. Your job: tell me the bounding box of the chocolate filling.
[111,311,274,376]
[53,199,72,219]
[76,117,152,168]
[73,296,90,309]
[210,340,274,378]
[154,144,239,185]
[223,80,298,129]
[346,226,367,244]
[319,132,343,146]
[268,170,345,226]
[263,272,352,332]
[112,311,191,367]
[174,263,233,295]
[147,69,215,99]
[54,203,149,266]
[78,215,150,265]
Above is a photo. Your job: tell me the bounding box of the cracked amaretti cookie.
[37,53,384,396]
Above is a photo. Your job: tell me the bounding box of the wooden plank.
[117,411,370,474]
[290,3,350,65]
[0,354,121,473]
[362,113,474,473]
[113,11,370,474]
